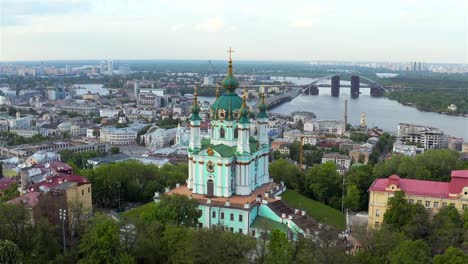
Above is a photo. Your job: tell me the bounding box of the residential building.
[322,153,352,173]
[100,127,137,145]
[99,109,119,118]
[304,120,345,136]
[463,142,468,153]
[392,143,424,157]
[447,137,464,151]
[447,104,457,112]
[143,126,178,151]
[349,147,372,164]
[397,123,447,150]
[283,130,319,146]
[10,126,47,138]
[368,170,468,228]
[0,112,33,128]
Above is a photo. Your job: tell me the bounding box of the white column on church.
[217,162,222,196]
[188,158,193,189]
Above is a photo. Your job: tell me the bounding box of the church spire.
[190,86,201,121]
[239,87,250,124]
[215,84,220,99]
[257,93,268,119]
[221,47,239,93]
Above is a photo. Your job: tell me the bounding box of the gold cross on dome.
[227,47,234,60]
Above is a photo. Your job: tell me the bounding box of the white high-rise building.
[65,65,72,75]
[107,60,113,74]
[100,61,106,74]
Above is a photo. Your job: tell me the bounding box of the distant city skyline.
[0,0,467,63]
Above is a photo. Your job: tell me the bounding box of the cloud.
[289,18,314,29]
[2,0,93,26]
[171,24,185,32]
[195,17,225,32]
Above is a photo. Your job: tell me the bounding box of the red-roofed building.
[7,191,42,225]
[368,170,468,228]
[8,167,92,232]
[0,177,17,197]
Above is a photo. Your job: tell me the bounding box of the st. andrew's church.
[166,49,314,237]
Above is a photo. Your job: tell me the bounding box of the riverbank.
[385,90,468,117]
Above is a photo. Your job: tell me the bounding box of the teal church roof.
[211,56,246,121]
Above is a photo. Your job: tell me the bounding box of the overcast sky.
[0,0,467,63]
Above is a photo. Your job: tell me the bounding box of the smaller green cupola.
[190,86,201,121]
[257,93,268,119]
[239,87,250,124]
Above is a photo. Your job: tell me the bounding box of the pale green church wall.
[258,204,282,222]
[197,204,252,234]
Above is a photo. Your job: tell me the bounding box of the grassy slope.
[120,202,156,220]
[281,190,346,230]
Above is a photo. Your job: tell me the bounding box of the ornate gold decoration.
[218,109,226,119]
[233,109,240,119]
[206,161,215,172]
[207,147,214,156]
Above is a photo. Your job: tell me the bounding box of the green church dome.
[211,93,243,120]
[221,74,239,91]
[210,50,245,121]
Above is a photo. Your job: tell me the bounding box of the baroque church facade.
[166,50,312,237]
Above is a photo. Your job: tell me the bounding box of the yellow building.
[368,170,468,228]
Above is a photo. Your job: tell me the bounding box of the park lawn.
[281,190,346,230]
[121,201,156,220]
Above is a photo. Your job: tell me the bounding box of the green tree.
[343,184,360,211]
[0,204,33,254]
[110,146,120,154]
[433,247,468,264]
[269,159,304,191]
[131,221,165,263]
[0,240,22,264]
[266,230,292,264]
[161,225,193,264]
[354,227,406,264]
[30,219,61,263]
[430,205,464,254]
[305,162,343,209]
[346,165,375,210]
[383,191,413,229]
[192,227,256,264]
[350,132,369,143]
[143,194,200,227]
[0,183,19,203]
[402,204,430,240]
[389,240,431,264]
[78,214,132,264]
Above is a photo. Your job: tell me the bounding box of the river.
[204,76,468,139]
[72,84,109,96]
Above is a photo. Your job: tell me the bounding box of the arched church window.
[254,129,258,136]
[234,127,238,138]
[220,127,225,138]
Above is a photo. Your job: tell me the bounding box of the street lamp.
[59,208,67,254]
